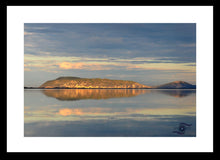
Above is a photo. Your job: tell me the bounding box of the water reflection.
[42,89,195,101]
[58,108,112,116]
[24,89,196,137]
[24,116,196,137]
[156,89,195,98]
[42,89,150,100]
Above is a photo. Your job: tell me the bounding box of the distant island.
[24,76,196,89]
[153,81,196,89]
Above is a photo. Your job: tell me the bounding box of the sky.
[24,23,196,87]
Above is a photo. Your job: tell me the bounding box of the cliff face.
[39,77,151,89]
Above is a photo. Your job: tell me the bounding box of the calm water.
[24,89,196,137]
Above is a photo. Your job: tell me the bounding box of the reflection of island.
[42,89,195,101]
[155,90,196,98]
[42,89,150,101]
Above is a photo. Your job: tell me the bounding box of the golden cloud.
[58,62,84,69]
[58,108,83,116]
[24,31,34,35]
[58,62,112,70]
[24,54,196,72]
[58,61,194,72]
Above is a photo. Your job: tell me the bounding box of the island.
[152,81,196,89]
[39,77,151,89]
[24,76,196,89]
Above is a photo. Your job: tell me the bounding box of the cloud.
[58,108,83,116]
[58,61,139,71]
[24,54,196,74]
[57,61,193,72]
[39,51,51,55]
[59,62,83,69]
[24,43,35,47]
[58,62,113,70]
[24,64,31,71]
[24,23,196,61]
[178,43,196,47]
[24,31,34,36]
[24,68,31,71]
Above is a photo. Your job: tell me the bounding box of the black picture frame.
[2,1,215,158]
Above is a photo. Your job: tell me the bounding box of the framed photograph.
[6,5,213,153]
